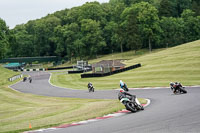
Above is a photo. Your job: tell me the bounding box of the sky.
[0,0,109,29]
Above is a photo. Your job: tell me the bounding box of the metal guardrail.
[14,68,45,72]
[8,74,23,82]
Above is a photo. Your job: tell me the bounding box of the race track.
[11,71,200,133]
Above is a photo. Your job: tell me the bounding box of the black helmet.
[170,82,174,86]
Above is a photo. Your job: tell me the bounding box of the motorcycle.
[23,77,27,82]
[120,97,144,112]
[88,84,94,92]
[171,83,187,94]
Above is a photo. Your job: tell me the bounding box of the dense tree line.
[0,0,200,60]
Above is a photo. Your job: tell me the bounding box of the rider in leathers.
[170,82,182,93]
[118,87,143,108]
[118,89,136,102]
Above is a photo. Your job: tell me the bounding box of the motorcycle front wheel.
[180,88,187,93]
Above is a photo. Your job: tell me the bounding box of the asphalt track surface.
[11,71,200,133]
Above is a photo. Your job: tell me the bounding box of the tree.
[0,18,10,59]
[159,0,174,17]
[53,25,67,57]
[181,9,200,42]
[121,6,142,53]
[78,2,106,25]
[32,16,61,56]
[64,23,82,60]
[81,19,106,58]
[175,0,192,17]
[109,2,126,53]
[160,17,185,47]
[109,0,154,6]
[54,23,82,60]
[11,25,35,57]
[192,0,200,16]
[103,21,119,53]
[131,2,161,52]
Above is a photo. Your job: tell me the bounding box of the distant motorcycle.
[120,97,144,112]
[170,82,187,94]
[23,77,27,82]
[29,77,32,83]
[88,83,94,92]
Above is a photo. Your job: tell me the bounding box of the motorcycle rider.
[87,82,94,92]
[120,80,129,91]
[170,82,180,93]
[29,76,32,83]
[23,77,27,82]
[118,89,135,101]
[118,89,143,110]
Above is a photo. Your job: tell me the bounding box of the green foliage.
[131,2,161,51]
[175,0,192,17]
[81,19,106,57]
[0,18,10,59]
[78,2,106,24]
[103,21,119,53]
[121,6,142,52]
[160,17,185,47]
[181,9,200,42]
[158,0,175,17]
[192,0,200,16]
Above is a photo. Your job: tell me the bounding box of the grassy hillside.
[51,40,200,90]
[0,67,128,133]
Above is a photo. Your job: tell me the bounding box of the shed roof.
[92,60,125,67]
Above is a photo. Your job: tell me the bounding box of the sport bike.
[88,84,94,92]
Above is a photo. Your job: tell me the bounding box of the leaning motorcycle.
[120,97,144,112]
[171,83,187,94]
[88,84,94,92]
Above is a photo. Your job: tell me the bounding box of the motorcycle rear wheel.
[125,103,137,113]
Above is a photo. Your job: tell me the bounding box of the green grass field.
[50,40,200,90]
[0,67,138,133]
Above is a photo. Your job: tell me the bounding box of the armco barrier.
[81,63,141,78]
[8,74,23,82]
[16,68,45,72]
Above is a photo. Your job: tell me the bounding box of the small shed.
[92,60,125,74]
[76,60,88,70]
[71,60,92,72]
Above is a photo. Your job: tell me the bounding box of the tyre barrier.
[68,70,84,74]
[46,66,73,70]
[81,63,141,78]
[68,68,92,74]
[8,74,23,82]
